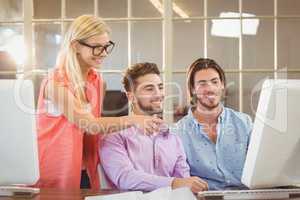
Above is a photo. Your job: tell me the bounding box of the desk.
[1,189,300,200]
[0,189,118,200]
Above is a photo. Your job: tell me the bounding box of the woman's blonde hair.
[57,15,111,104]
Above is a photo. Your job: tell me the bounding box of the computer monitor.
[0,79,39,186]
[242,79,300,189]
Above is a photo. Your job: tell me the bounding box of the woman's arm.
[45,80,162,135]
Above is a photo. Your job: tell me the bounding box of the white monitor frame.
[242,79,300,189]
[0,79,39,186]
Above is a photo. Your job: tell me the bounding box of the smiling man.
[174,58,253,190]
[100,62,208,193]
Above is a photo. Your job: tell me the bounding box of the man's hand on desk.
[171,176,209,193]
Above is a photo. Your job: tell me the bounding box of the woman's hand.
[130,114,163,135]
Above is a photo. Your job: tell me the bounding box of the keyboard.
[198,188,300,200]
[0,186,40,197]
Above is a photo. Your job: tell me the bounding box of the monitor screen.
[242,79,300,189]
[0,79,39,186]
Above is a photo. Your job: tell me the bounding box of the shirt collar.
[86,68,98,82]
[134,124,170,138]
[218,105,226,123]
[188,103,226,126]
[154,123,170,138]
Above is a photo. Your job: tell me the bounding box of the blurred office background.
[0,0,299,122]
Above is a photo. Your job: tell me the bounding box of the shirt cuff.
[154,176,175,189]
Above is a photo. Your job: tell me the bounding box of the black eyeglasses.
[77,40,115,56]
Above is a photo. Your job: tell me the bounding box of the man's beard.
[136,100,163,118]
[197,98,220,110]
[196,91,223,110]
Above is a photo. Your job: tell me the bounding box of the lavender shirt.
[100,126,190,192]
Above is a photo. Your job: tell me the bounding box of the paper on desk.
[170,187,197,200]
[85,191,143,200]
[143,186,172,200]
[85,187,197,200]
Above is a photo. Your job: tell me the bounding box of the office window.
[242,19,274,69]
[207,19,239,69]
[33,23,61,69]
[242,0,274,16]
[208,0,239,17]
[1,0,300,122]
[172,0,204,17]
[224,72,239,111]
[102,73,123,91]
[101,21,128,70]
[66,0,94,18]
[172,73,188,107]
[33,0,61,19]
[131,21,163,69]
[278,72,300,79]
[131,0,162,18]
[172,20,204,70]
[98,0,127,18]
[278,0,300,15]
[0,24,24,68]
[243,73,274,118]
[0,0,23,20]
[278,19,300,70]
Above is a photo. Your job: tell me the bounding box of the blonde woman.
[36,15,162,189]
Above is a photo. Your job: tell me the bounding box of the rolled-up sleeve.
[100,133,174,192]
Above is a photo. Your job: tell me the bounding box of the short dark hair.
[187,58,226,99]
[122,62,160,92]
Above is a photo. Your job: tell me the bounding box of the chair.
[102,90,128,117]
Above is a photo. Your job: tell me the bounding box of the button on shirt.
[100,126,190,192]
[173,107,253,190]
